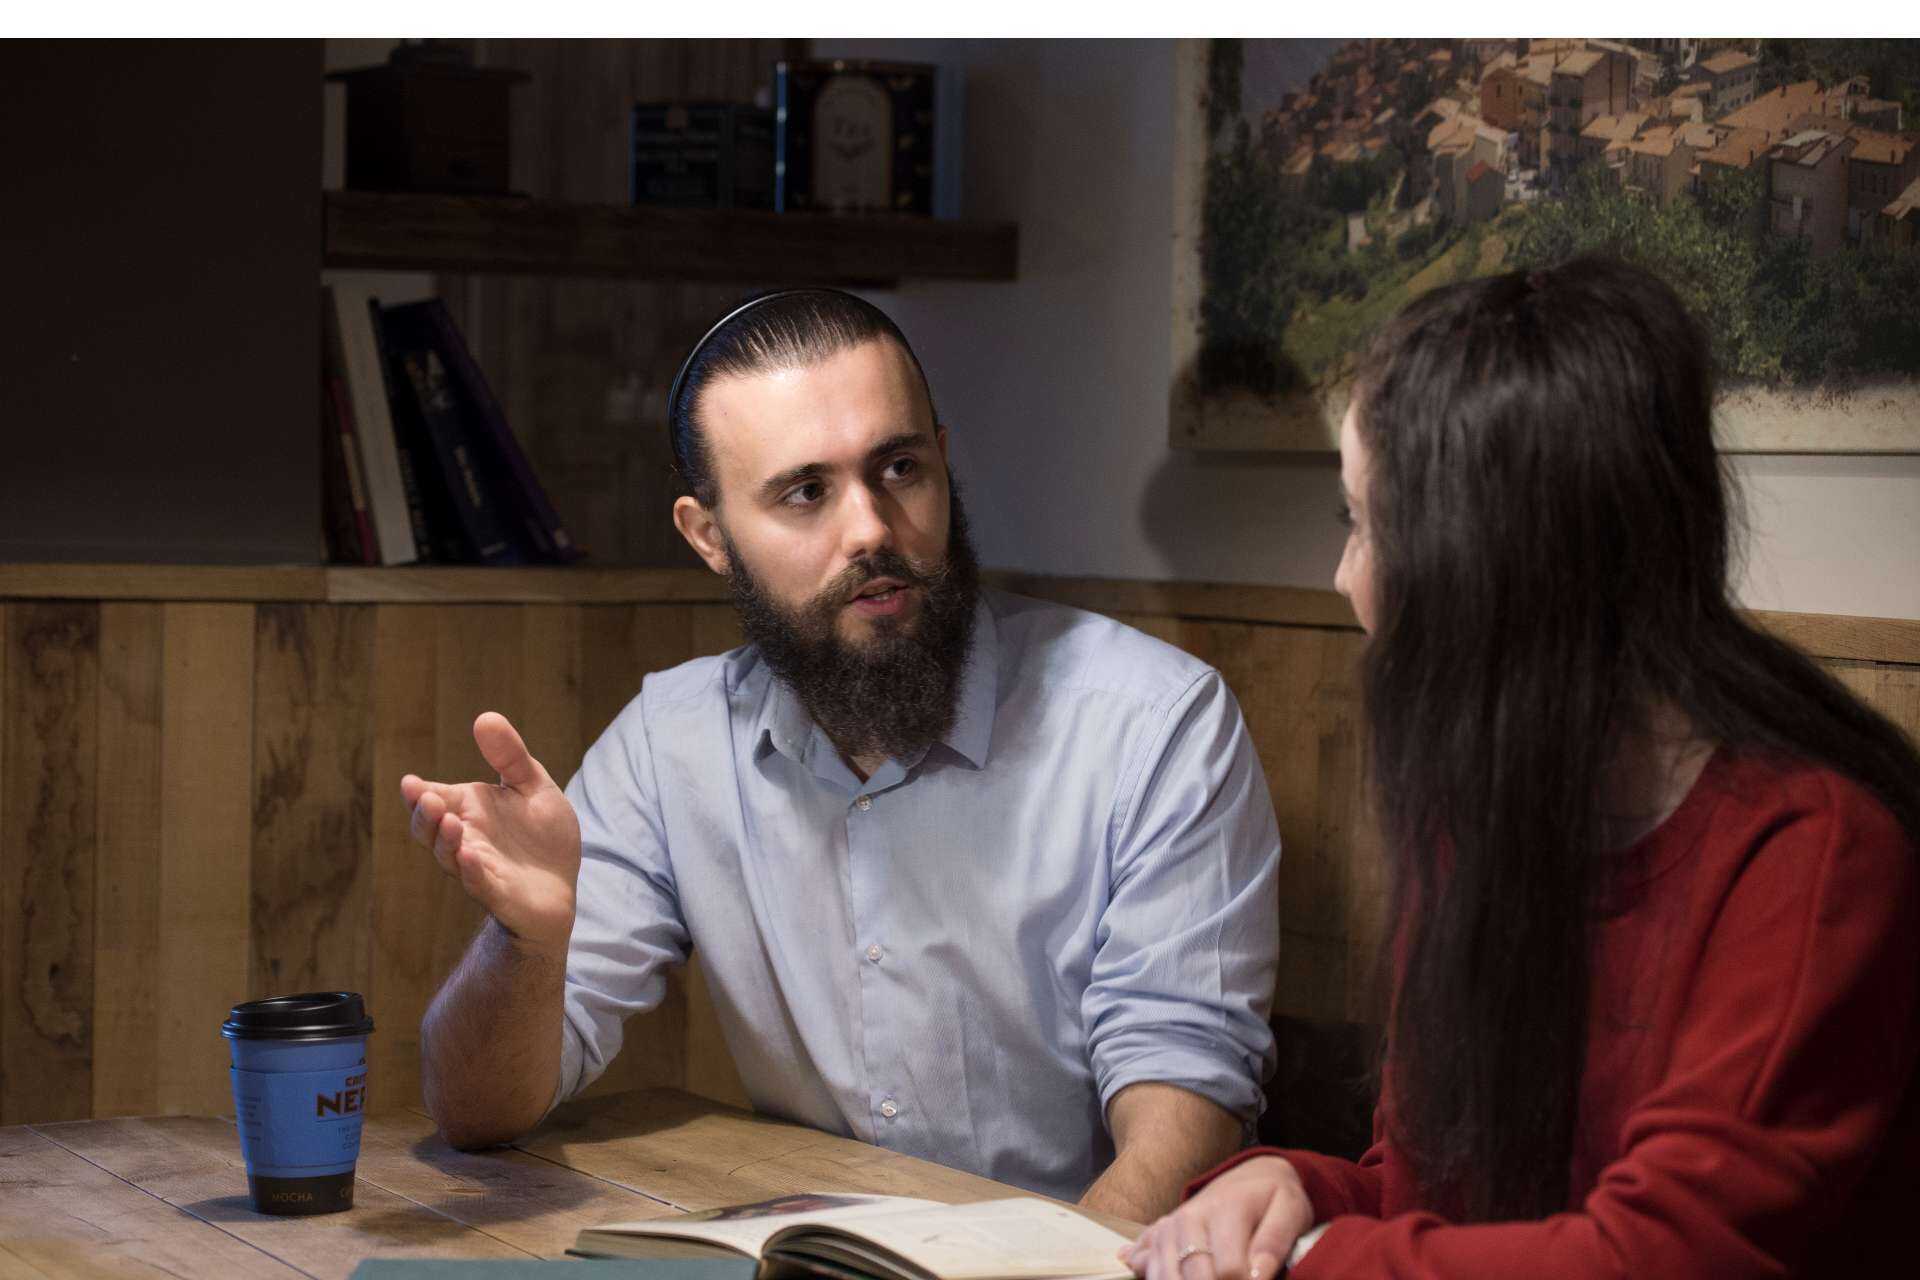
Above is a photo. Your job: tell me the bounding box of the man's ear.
[673,496,732,576]
[935,424,949,465]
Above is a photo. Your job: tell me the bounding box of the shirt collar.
[750,593,999,772]
[941,595,997,769]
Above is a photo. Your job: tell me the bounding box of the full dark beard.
[724,478,981,764]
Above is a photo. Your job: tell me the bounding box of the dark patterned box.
[630,102,775,210]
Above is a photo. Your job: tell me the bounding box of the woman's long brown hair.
[1353,255,1920,1221]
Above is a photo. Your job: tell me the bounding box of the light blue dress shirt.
[558,589,1280,1200]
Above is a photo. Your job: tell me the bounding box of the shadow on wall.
[1138,447,1345,585]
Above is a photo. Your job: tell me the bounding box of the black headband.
[666,288,854,477]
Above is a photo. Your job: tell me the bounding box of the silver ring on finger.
[1177,1244,1213,1268]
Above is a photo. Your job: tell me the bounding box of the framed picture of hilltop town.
[1170,38,1920,452]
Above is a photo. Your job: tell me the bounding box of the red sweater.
[1197,750,1919,1278]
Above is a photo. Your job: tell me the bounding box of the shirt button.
[866,943,884,963]
[880,1099,898,1119]
[855,794,873,811]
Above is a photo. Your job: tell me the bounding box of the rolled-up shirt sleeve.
[1083,669,1281,1125]
[553,681,691,1106]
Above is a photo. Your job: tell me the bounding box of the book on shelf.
[377,300,524,565]
[414,297,582,563]
[320,371,377,564]
[569,1192,1133,1280]
[321,283,419,565]
[369,301,467,564]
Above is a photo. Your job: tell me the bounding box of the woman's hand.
[1120,1155,1314,1280]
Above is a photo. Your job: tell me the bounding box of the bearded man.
[401,290,1280,1223]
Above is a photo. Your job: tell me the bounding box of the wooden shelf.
[0,563,730,605]
[5,565,1917,668]
[322,190,1019,285]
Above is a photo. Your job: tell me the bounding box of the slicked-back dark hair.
[667,289,937,507]
[1353,254,1920,1222]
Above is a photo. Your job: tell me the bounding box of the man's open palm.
[400,712,581,953]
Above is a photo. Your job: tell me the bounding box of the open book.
[570,1192,1135,1280]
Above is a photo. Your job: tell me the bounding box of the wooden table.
[1,1089,1131,1278]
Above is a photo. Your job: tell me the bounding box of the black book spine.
[383,305,522,566]
[366,301,446,562]
[422,298,580,563]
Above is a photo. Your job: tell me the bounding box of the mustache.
[819,551,940,608]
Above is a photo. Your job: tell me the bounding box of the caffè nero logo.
[317,1072,368,1118]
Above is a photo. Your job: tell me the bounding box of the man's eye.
[884,456,918,481]
[783,482,824,508]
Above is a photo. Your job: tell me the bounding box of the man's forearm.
[1080,1082,1246,1224]
[421,917,569,1149]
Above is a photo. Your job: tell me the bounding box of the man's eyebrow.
[865,429,934,462]
[754,430,936,504]
[757,462,824,504]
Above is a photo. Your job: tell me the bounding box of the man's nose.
[837,482,895,562]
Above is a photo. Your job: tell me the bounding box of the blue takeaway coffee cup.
[222,991,374,1215]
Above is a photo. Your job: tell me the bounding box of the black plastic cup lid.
[221,992,374,1041]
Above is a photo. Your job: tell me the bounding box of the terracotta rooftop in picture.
[1847,129,1914,166]
[1701,50,1758,75]
[1583,111,1647,143]
[1679,122,1722,150]
[1630,126,1680,157]
[1698,125,1770,169]
[1556,49,1607,76]
[1724,80,1824,140]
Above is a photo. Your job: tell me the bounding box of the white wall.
[820,38,1920,621]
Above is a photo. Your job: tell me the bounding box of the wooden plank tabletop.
[0,1089,1133,1279]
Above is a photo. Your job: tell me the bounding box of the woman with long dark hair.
[1125,256,1920,1279]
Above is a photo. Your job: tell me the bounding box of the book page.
[776,1198,1134,1280]
[587,1193,946,1257]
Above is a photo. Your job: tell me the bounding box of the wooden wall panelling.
[0,604,98,1124]
[154,604,255,1116]
[1823,658,1920,749]
[368,606,440,1111]
[516,604,587,783]
[690,603,745,657]
[1322,633,1388,1025]
[93,603,164,1117]
[250,605,375,1000]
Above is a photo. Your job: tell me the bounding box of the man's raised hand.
[400,711,582,955]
